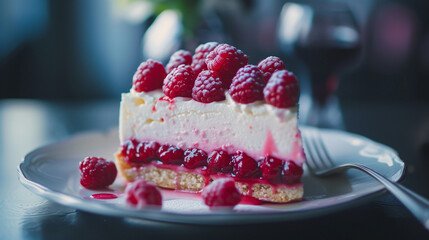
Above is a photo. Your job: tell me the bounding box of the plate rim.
[17,127,404,224]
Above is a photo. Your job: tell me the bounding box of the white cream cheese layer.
[119,90,305,166]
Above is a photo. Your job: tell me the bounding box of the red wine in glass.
[296,43,360,105]
[278,2,361,126]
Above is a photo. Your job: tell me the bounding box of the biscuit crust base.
[116,154,303,203]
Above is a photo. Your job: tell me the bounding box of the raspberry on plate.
[263,70,300,108]
[192,70,226,103]
[205,44,248,87]
[166,50,193,74]
[202,178,242,208]
[125,179,162,208]
[163,65,196,98]
[133,59,167,92]
[257,56,286,82]
[232,151,260,178]
[229,65,266,104]
[191,42,219,75]
[79,157,117,189]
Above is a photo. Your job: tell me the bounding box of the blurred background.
[1,0,429,149]
[2,1,429,238]
[1,1,429,236]
[1,0,429,161]
[1,0,429,102]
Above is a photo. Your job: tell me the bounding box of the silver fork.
[302,128,429,230]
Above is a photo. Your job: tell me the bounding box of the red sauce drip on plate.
[240,196,262,205]
[90,193,118,200]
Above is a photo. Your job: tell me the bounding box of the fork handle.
[349,163,429,230]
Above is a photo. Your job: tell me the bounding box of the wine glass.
[278,1,361,128]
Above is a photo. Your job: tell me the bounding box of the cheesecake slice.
[115,43,305,203]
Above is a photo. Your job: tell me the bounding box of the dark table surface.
[1,98,429,240]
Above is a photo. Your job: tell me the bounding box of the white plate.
[18,127,404,225]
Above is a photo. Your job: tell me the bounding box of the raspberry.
[205,44,248,87]
[229,65,266,104]
[79,157,117,189]
[282,160,303,184]
[259,155,284,183]
[125,179,162,208]
[232,151,260,178]
[192,70,226,103]
[132,59,167,92]
[191,42,219,75]
[120,139,139,163]
[166,50,193,74]
[158,145,184,164]
[257,56,286,82]
[207,150,232,173]
[163,65,196,98]
[135,141,160,163]
[263,70,300,108]
[202,178,241,208]
[183,148,208,169]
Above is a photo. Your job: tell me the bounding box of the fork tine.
[307,129,330,169]
[302,132,317,171]
[313,130,335,169]
[302,129,324,171]
[303,128,334,173]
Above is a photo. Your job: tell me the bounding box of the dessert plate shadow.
[18,127,404,225]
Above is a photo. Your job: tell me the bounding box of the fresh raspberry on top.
[163,65,196,98]
[263,70,300,108]
[205,44,248,87]
[229,65,266,104]
[202,178,242,208]
[282,160,303,184]
[79,157,117,189]
[257,56,286,82]
[207,150,233,173]
[259,155,284,183]
[191,42,219,75]
[133,59,167,92]
[192,70,226,103]
[232,151,260,178]
[166,50,193,74]
[125,179,162,208]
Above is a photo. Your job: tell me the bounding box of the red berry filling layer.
[119,139,303,185]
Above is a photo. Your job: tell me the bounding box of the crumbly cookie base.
[116,154,303,203]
